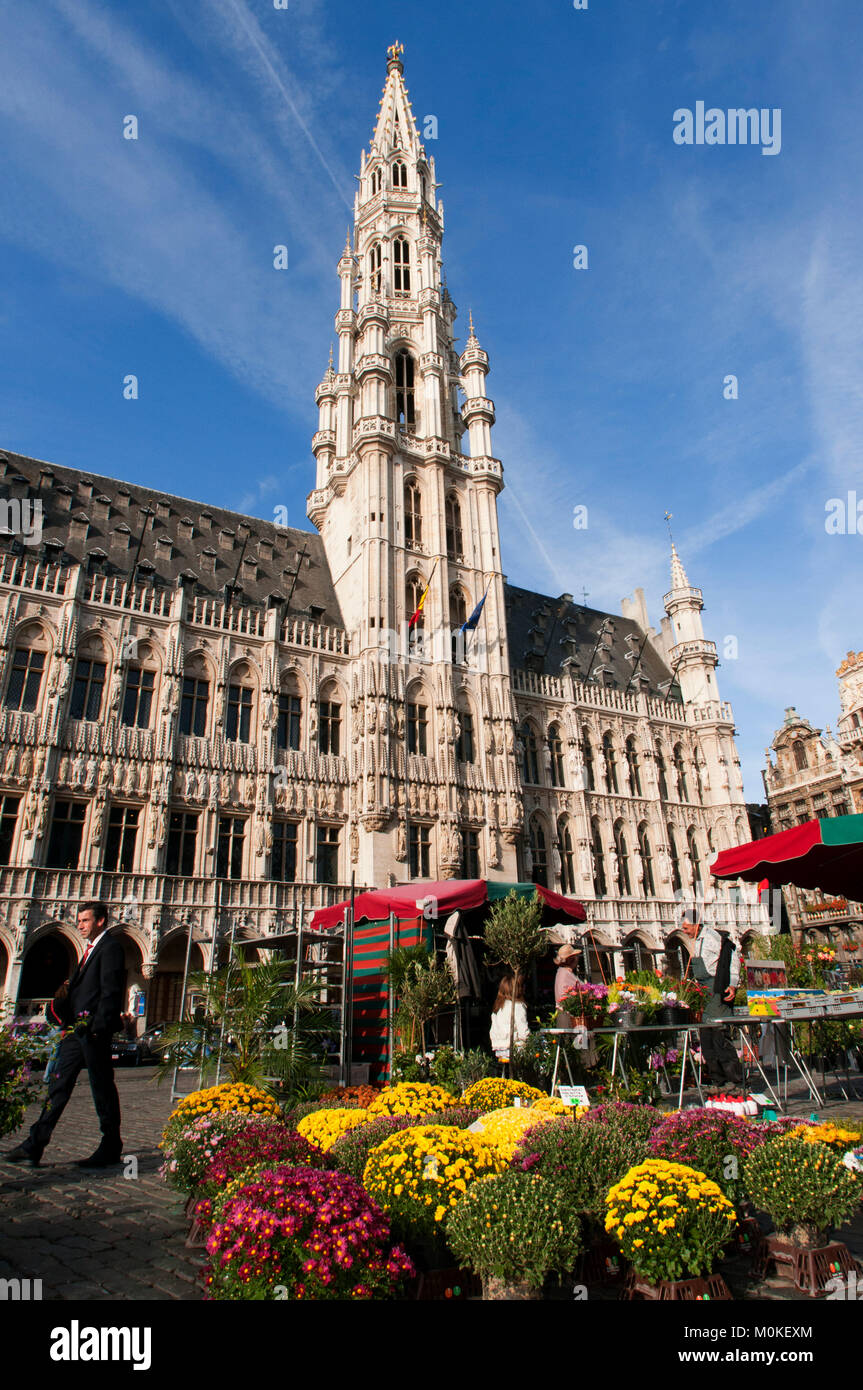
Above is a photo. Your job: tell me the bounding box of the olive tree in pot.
[484,890,547,1063]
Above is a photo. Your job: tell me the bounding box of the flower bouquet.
[558,980,608,1027]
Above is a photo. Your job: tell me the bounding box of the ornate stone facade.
[0,46,766,1018]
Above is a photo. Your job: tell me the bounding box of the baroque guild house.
[0,45,766,1022]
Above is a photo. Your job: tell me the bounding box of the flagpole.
[461,579,492,661]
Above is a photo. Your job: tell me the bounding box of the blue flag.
[460,592,487,632]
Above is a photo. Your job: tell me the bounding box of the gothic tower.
[307,42,520,885]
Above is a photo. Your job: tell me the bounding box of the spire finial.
[328,342,334,370]
[344,226,352,255]
[664,510,674,545]
[468,308,475,338]
[387,40,404,65]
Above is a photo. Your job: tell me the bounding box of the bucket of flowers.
[558,980,608,1028]
[607,985,643,1029]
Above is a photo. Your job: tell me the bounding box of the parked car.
[110,1027,163,1067]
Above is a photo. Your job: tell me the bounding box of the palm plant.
[154,947,334,1098]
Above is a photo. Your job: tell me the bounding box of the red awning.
[534,884,587,921]
[310,879,587,931]
[710,815,863,898]
[311,879,489,931]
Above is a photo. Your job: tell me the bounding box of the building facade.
[763,654,863,958]
[0,45,766,1022]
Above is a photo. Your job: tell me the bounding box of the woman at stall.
[489,972,529,1066]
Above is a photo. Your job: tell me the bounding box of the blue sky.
[1,0,862,803]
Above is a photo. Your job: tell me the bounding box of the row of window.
[367,162,428,199]
[5,648,343,753]
[526,812,709,899]
[520,722,704,802]
[403,480,464,562]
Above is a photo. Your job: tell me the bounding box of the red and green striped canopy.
[710,814,863,898]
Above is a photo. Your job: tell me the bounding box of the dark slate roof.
[0,448,345,629]
[504,583,681,702]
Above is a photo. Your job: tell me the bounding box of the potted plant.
[605,1158,738,1299]
[744,1135,860,1251]
[447,1168,583,1299]
[607,985,643,1027]
[558,980,608,1027]
[483,890,547,1060]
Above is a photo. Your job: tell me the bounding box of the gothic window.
[217,815,247,879]
[461,828,480,879]
[548,724,565,788]
[655,742,670,800]
[272,821,298,882]
[404,481,422,547]
[319,699,341,756]
[420,173,427,201]
[370,167,382,197]
[103,805,139,873]
[673,743,690,801]
[226,678,254,744]
[166,811,199,876]
[521,722,540,784]
[70,656,106,722]
[529,814,548,887]
[625,736,642,796]
[0,794,21,865]
[456,708,475,764]
[667,823,682,893]
[406,576,426,637]
[5,645,46,712]
[393,236,411,294]
[445,495,463,561]
[590,816,607,897]
[409,824,431,878]
[407,700,428,756]
[687,827,703,888]
[603,732,619,793]
[450,589,467,664]
[316,824,340,883]
[369,241,382,295]
[392,160,407,188]
[395,350,415,426]
[558,817,576,894]
[45,800,87,870]
[614,820,632,895]
[793,739,808,771]
[277,692,302,751]
[180,677,209,737]
[122,666,155,729]
[581,731,595,791]
[638,821,656,895]
[664,934,689,980]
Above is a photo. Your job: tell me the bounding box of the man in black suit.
[7,900,125,1168]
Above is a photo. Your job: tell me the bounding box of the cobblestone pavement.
[0,1068,201,1302]
[1,1067,862,1303]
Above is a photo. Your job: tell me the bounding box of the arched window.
[638,822,656,895]
[392,160,407,188]
[71,641,108,722]
[393,236,411,294]
[655,742,669,800]
[687,826,703,889]
[667,823,682,893]
[591,817,607,897]
[395,350,415,427]
[450,589,467,664]
[407,695,428,756]
[558,817,576,895]
[5,626,50,713]
[420,173,427,201]
[277,673,303,752]
[614,820,632,895]
[122,642,159,730]
[369,241,382,295]
[456,705,475,764]
[520,722,540,784]
[793,740,808,771]
[548,723,565,788]
[319,681,343,756]
[180,654,212,738]
[664,934,689,980]
[603,732,619,793]
[226,662,256,744]
[404,480,422,548]
[581,732,595,791]
[673,743,690,801]
[370,167,382,196]
[528,815,548,887]
[406,575,427,636]
[445,495,463,561]
[625,736,642,796]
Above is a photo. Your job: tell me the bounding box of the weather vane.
[664,511,674,543]
[387,40,404,62]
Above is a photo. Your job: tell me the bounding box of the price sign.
[558,1085,590,1108]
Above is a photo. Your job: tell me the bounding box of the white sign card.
[558,1085,590,1108]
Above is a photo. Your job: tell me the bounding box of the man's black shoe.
[5,1144,42,1167]
[76,1148,123,1169]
